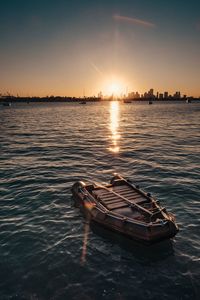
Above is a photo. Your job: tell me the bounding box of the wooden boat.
[71,174,179,244]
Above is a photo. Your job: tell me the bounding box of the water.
[0,101,199,300]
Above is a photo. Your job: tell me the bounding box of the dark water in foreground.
[0,101,199,300]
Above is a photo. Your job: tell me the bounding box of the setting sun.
[102,76,127,97]
[107,82,124,96]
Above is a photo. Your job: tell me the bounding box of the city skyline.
[1,87,198,101]
[0,0,200,97]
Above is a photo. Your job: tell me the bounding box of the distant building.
[164,92,168,99]
[127,91,140,99]
[135,91,140,98]
[174,91,181,99]
[148,88,154,98]
[98,91,103,98]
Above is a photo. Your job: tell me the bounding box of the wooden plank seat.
[112,186,132,193]
[118,191,139,197]
[98,194,118,201]
[101,195,148,204]
[128,198,149,205]
[116,188,137,193]
[102,198,125,204]
[93,190,116,197]
[125,195,146,201]
[107,202,129,210]
[112,188,142,196]
[99,196,125,206]
[92,189,111,197]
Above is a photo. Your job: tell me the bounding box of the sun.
[102,77,126,98]
[107,82,123,96]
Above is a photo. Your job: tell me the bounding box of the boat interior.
[86,180,162,222]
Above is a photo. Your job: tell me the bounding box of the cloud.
[113,14,156,28]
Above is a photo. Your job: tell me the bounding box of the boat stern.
[144,219,179,243]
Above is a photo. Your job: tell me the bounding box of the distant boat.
[79,101,87,104]
[2,102,11,107]
[72,174,179,244]
[186,99,191,103]
[149,100,153,105]
[123,99,132,104]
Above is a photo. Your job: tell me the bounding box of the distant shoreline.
[0,96,200,103]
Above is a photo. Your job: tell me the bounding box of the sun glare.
[102,77,126,98]
[107,82,123,96]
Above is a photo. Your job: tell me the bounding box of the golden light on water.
[80,201,94,265]
[80,220,90,265]
[109,101,120,153]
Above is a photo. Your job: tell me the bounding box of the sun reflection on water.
[109,101,120,153]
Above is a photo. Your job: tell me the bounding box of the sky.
[0,0,200,97]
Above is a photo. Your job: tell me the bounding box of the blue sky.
[0,0,200,96]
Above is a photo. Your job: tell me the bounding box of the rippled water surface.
[0,102,199,300]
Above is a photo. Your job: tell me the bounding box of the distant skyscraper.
[147,88,154,98]
[149,88,154,95]
[174,91,181,99]
[98,91,103,98]
[135,92,140,98]
[164,92,168,99]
